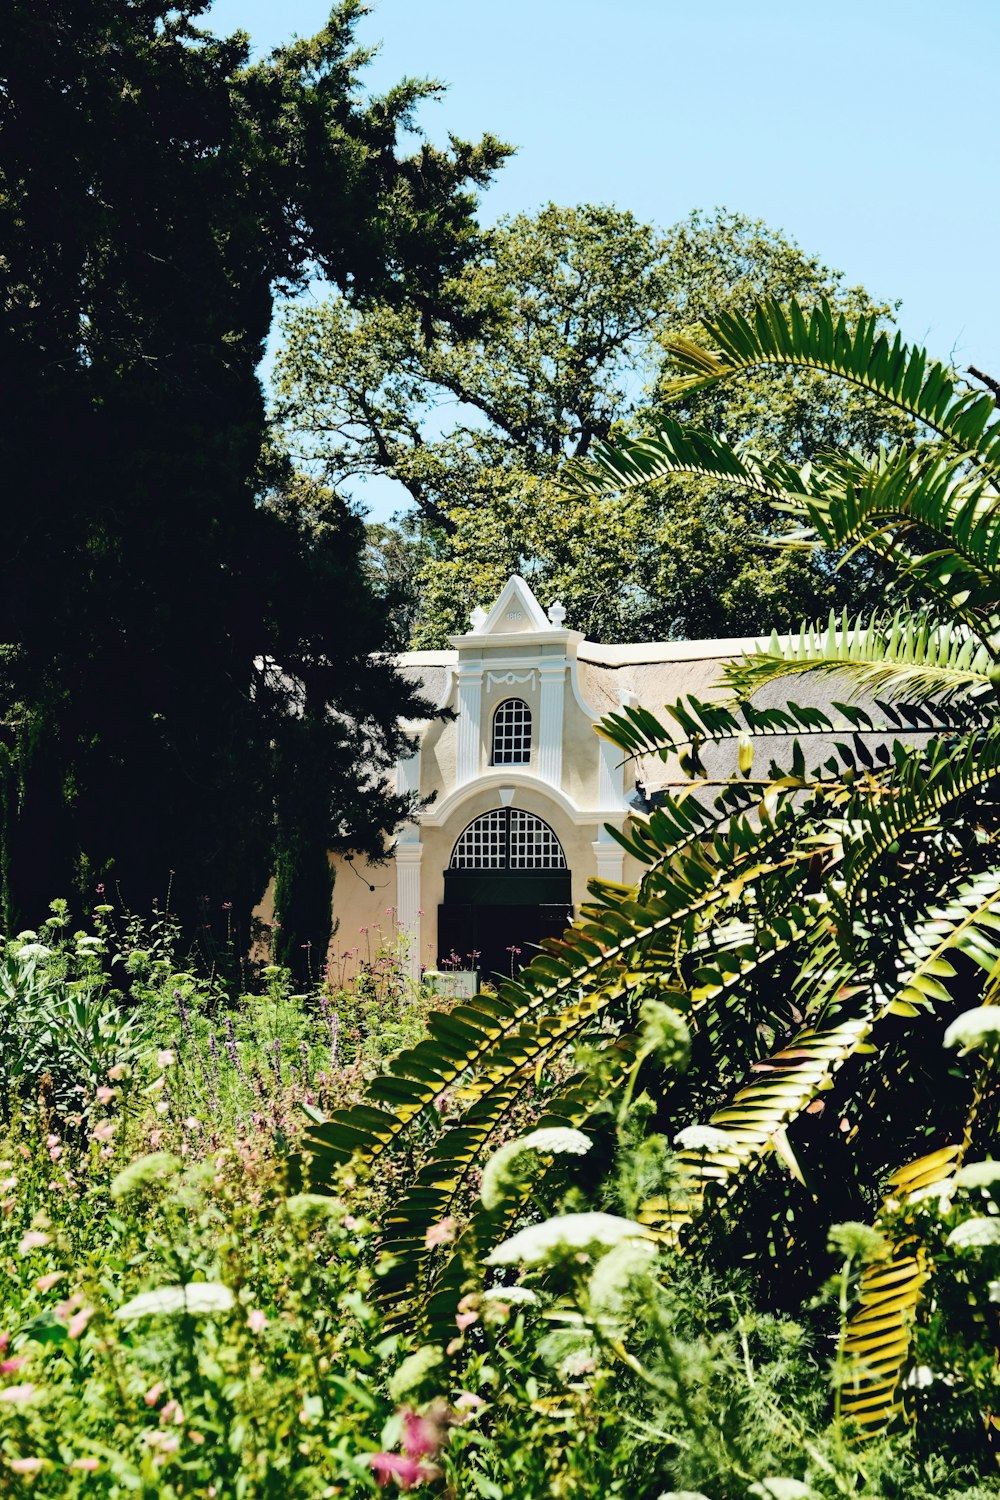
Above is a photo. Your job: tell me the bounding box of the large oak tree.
[277,206,910,645]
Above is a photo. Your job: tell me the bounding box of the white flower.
[485,1212,652,1266]
[906,1181,956,1210]
[480,1128,592,1210]
[955,1160,1000,1190]
[902,1365,935,1389]
[115,1283,234,1320]
[748,1481,815,1500]
[946,1216,1000,1250]
[14,943,52,961]
[674,1125,732,1153]
[481,1285,539,1305]
[943,1006,1000,1055]
[657,1493,711,1500]
[0,1384,37,1406]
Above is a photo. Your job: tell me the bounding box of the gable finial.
[470,605,487,633]
[547,600,566,627]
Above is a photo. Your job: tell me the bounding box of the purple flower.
[223,1017,249,1085]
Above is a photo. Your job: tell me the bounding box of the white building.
[327,574,757,988]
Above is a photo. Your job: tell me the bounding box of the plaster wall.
[327,853,401,985]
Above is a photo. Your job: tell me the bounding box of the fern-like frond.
[840,1147,961,1433]
[302,803,809,1192]
[842,726,1000,904]
[660,300,1000,469]
[565,413,804,502]
[641,870,1000,1240]
[784,447,1000,628]
[722,610,996,706]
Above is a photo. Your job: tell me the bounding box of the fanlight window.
[450,809,566,870]
[491,698,531,765]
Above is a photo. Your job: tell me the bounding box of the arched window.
[449,809,566,870]
[491,697,531,765]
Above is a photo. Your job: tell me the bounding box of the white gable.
[474,575,551,636]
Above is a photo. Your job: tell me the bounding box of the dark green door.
[437,900,574,982]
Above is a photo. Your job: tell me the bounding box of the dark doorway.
[438,807,572,981]
[437,900,573,982]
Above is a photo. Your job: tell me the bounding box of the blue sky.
[207,0,1000,513]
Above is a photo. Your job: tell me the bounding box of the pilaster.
[394,843,424,985]
[455,665,483,785]
[538,660,566,788]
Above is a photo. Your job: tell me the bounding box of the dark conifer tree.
[0,1,507,954]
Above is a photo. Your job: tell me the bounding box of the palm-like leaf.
[659,299,1000,464]
[722,610,995,707]
[302,302,1000,1366]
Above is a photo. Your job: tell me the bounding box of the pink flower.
[144,1383,163,1407]
[157,1049,176,1068]
[48,1144,62,1162]
[0,1384,36,1405]
[35,1272,64,1294]
[96,1085,114,1104]
[1,1176,17,1192]
[367,1452,433,1489]
[92,1120,115,1143]
[1,1357,25,1374]
[454,1391,484,1410]
[107,1064,127,1080]
[9,1457,43,1473]
[0,1334,8,1352]
[18,1230,49,1254]
[160,1399,184,1426]
[401,1409,442,1460]
[424,1217,457,1249]
[247,1309,267,1335]
[455,1310,477,1333]
[71,1458,100,1471]
[67,1308,92,1339]
[46,1134,59,1149]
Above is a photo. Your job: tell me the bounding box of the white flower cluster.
[485,1212,652,1266]
[943,1006,1000,1055]
[479,1127,592,1211]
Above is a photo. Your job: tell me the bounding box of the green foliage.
[0,0,508,940]
[276,207,909,645]
[2,895,1000,1494]
[305,297,1000,1475]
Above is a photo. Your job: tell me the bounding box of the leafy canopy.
[276,207,910,644]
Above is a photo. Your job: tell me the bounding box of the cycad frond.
[302,800,804,1188]
[565,413,803,501]
[842,727,1000,904]
[660,299,1000,464]
[840,1147,961,1434]
[722,610,996,706]
[787,447,1000,627]
[642,871,1000,1242]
